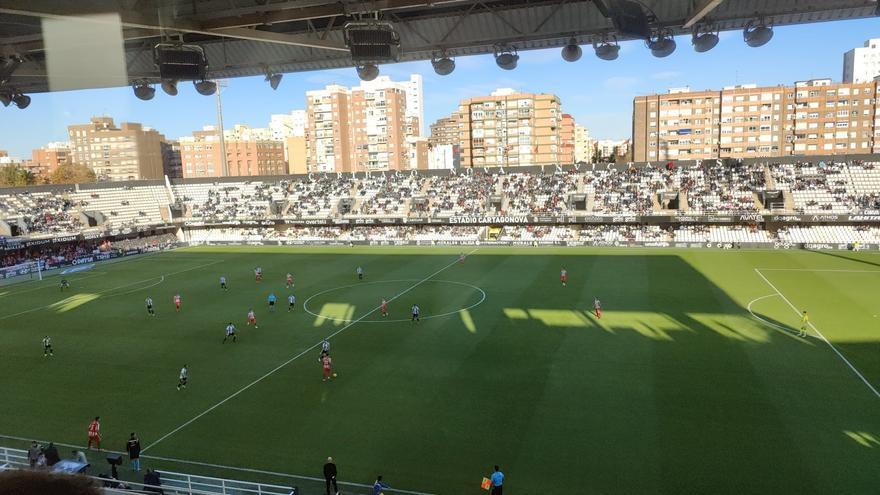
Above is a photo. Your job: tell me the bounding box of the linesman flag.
[481,477,492,490]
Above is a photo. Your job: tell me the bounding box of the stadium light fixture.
[357,64,380,81]
[494,45,519,70]
[194,79,217,96]
[132,80,156,101]
[12,92,31,109]
[691,24,719,53]
[743,18,773,47]
[266,72,283,90]
[561,38,582,62]
[160,79,178,96]
[647,30,676,58]
[0,93,11,107]
[593,37,620,61]
[431,52,455,76]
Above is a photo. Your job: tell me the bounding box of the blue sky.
[1,18,877,159]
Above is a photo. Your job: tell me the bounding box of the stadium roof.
[0,0,877,94]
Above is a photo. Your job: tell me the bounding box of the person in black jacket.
[126,433,141,472]
[42,443,60,466]
[323,457,338,495]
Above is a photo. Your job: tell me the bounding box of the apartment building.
[574,125,594,163]
[31,142,71,177]
[179,126,285,178]
[632,79,880,162]
[305,76,422,172]
[428,114,460,146]
[844,38,880,83]
[457,88,563,168]
[560,114,575,164]
[67,117,165,180]
[306,84,352,173]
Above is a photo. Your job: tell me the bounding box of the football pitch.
[0,246,878,494]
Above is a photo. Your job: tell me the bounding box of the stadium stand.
[2,159,880,256]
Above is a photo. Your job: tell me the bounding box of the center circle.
[303,279,486,324]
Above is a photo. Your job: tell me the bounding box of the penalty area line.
[753,268,880,400]
[142,249,479,454]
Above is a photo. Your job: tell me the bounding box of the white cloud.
[603,76,639,90]
[651,70,681,80]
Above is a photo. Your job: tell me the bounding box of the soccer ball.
[332,373,338,378]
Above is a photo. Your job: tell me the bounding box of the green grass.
[0,246,878,494]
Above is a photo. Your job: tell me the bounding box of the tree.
[49,163,97,185]
[0,165,36,187]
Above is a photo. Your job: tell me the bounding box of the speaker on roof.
[607,0,652,40]
[154,44,209,81]
[344,21,400,64]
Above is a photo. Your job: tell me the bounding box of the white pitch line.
[0,272,109,297]
[0,433,435,495]
[0,260,223,321]
[143,249,478,454]
[755,268,880,273]
[746,294,794,333]
[754,268,880,400]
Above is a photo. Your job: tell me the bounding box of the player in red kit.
[285,273,294,289]
[246,308,258,328]
[254,267,262,282]
[380,298,388,317]
[87,416,101,450]
[321,353,333,382]
[593,297,602,319]
[459,252,465,264]
[560,268,567,287]
[173,293,181,312]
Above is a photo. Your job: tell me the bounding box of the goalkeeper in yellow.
[799,310,809,338]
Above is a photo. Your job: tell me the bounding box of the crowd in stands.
[1,234,177,268]
[1,160,880,240]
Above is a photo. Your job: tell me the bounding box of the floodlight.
[744,19,773,47]
[356,64,380,81]
[431,54,455,76]
[161,79,178,96]
[647,31,676,58]
[0,93,10,107]
[593,38,620,61]
[561,38,582,62]
[194,79,217,96]
[132,81,156,101]
[12,93,30,109]
[266,73,282,90]
[691,25,719,53]
[494,46,519,70]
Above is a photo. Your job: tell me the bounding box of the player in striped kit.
[177,365,188,390]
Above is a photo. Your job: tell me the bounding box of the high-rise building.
[31,142,71,178]
[574,125,594,163]
[161,140,183,178]
[306,84,352,173]
[179,126,285,178]
[843,39,880,83]
[67,117,165,180]
[632,79,880,162]
[404,74,424,136]
[429,114,460,147]
[457,88,563,168]
[304,76,422,172]
[560,114,576,164]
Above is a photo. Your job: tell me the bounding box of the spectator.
[27,441,41,468]
[126,432,142,472]
[372,475,390,495]
[323,456,338,495]
[42,443,60,467]
[72,449,88,465]
[143,468,164,494]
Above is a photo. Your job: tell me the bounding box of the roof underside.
[0,0,876,93]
